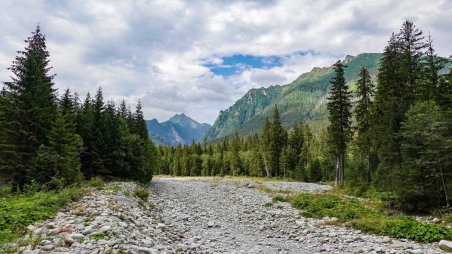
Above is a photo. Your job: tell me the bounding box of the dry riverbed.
[10,177,446,253]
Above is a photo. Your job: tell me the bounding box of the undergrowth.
[0,186,85,246]
[289,193,452,243]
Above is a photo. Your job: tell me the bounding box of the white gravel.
[10,177,445,254]
[150,177,443,254]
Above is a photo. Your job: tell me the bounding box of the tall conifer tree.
[327,61,352,186]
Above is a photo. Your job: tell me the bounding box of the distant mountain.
[146,113,211,146]
[204,53,383,141]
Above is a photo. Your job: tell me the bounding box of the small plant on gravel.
[133,187,149,201]
[88,177,105,189]
[90,232,106,241]
[124,190,131,197]
[272,195,287,203]
[108,185,122,193]
[138,200,147,209]
[117,214,126,221]
[277,205,284,209]
[264,202,273,207]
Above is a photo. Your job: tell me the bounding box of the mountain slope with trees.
[146,113,211,146]
[159,20,451,213]
[204,53,382,141]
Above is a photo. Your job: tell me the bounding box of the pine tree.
[354,67,375,182]
[399,101,451,211]
[230,132,242,176]
[78,93,95,178]
[421,35,447,102]
[0,25,57,189]
[270,106,288,177]
[327,61,352,186]
[91,87,108,176]
[260,117,272,178]
[372,21,428,189]
[32,115,83,187]
[133,100,149,140]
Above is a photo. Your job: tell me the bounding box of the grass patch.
[272,195,287,203]
[264,202,273,207]
[137,200,147,209]
[133,187,149,201]
[288,193,452,243]
[0,186,84,246]
[90,231,106,241]
[88,177,105,189]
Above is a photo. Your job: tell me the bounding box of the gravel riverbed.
[11,177,445,253]
[150,177,442,254]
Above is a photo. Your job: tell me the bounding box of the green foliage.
[288,192,452,242]
[272,195,287,203]
[133,187,149,201]
[352,216,452,243]
[0,186,84,245]
[290,194,372,221]
[90,231,106,241]
[88,177,105,189]
[204,53,382,141]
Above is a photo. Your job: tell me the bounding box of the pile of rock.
[13,182,176,254]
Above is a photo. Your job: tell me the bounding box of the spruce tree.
[0,25,57,189]
[327,61,352,186]
[270,106,287,177]
[260,117,272,178]
[373,21,428,189]
[354,67,375,182]
[32,115,83,187]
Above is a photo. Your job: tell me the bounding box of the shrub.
[88,177,105,189]
[272,195,287,203]
[289,193,452,243]
[133,187,149,201]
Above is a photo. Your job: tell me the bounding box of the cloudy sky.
[0,0,451,123]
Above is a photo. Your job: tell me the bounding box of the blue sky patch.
[203,51,320,77]
[203,54,283,76]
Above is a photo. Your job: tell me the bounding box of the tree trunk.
[335,155,340,186]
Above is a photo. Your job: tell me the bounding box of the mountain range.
[203,53,383,141]
[146,114,211,146]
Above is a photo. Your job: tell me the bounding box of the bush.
[88,177,105,189]
[352,216,452,243]
[288,193,452,243]
[133,187,149,201]
[272,195,287,203]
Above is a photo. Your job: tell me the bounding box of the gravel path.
[150,177,443,254]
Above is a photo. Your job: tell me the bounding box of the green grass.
[88,177,105,189]
[288,193,452,243]
[90,231,106,241]
[272,195,288,203]
[0,186,85,246]
[133,187,149,201]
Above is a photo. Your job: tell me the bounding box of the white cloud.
[0,0,451,123]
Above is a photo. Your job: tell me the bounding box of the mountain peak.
[146,114,211,146]
[168,113,201,128]
[342,55,356,64]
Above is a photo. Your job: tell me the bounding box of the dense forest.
[157,21,452,212]
[0,26,157,190]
